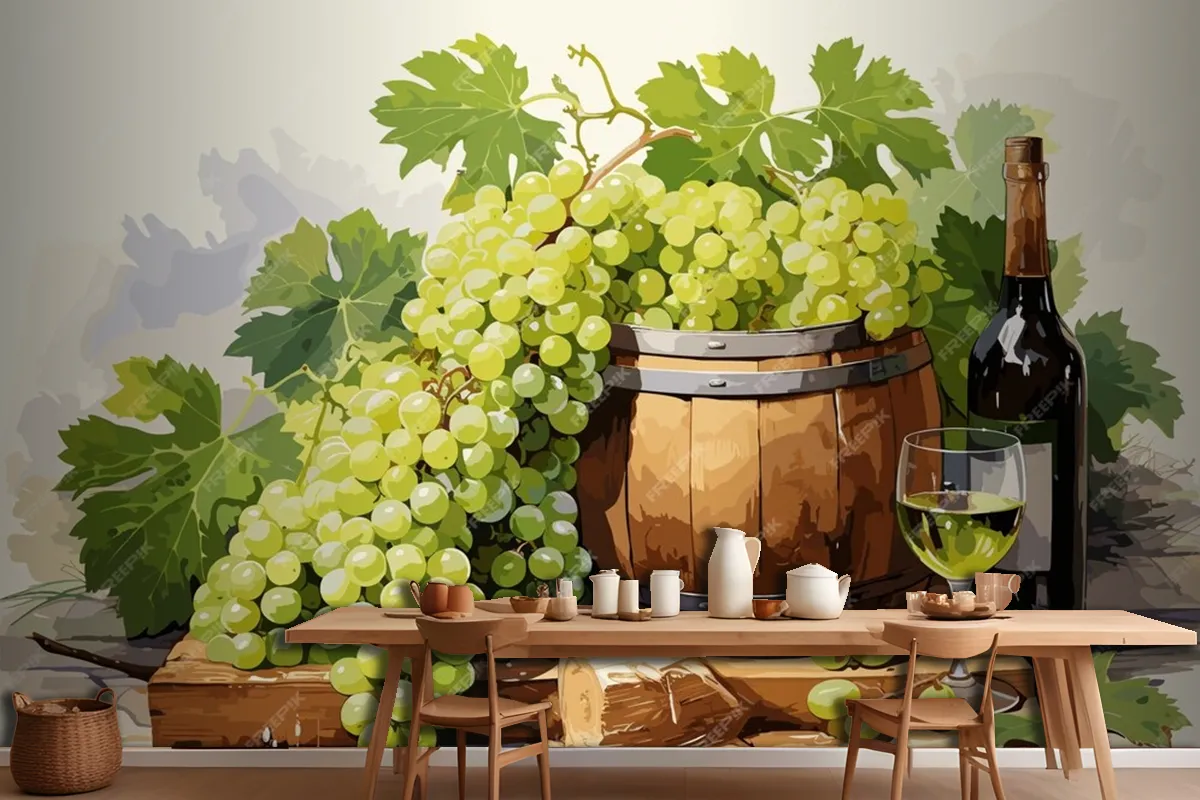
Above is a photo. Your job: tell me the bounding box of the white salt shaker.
[618,579,640,615]
[651,569,684,617]
[589,569,620,616]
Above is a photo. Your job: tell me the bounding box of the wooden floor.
[3,766,1199,799]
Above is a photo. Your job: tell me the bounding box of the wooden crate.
[148,637,354,748]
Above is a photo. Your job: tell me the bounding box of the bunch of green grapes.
[550,163,939,340]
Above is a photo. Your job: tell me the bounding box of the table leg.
[1067,647,1118,800]
[400,647,431,800]
[1048,658,1083,778]
[1031,659,1059,771]
[363,646,406,800]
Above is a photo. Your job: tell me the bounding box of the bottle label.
[968,416,1055,572]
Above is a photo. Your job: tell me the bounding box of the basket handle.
[95,687,116,706]
[12,692,30,711]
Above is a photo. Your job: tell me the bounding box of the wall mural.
[3,35,1196,751]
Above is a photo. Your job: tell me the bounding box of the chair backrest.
[414,615,529,656]
[876,620,1003,730]
[413,615,530,723]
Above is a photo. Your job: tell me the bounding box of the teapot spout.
[837,575,851,605]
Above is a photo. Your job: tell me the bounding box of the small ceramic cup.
[905,591,926,616]
[951,591,977,613]
[752,599,788,620]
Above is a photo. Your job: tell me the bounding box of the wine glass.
[896,428,1026,704]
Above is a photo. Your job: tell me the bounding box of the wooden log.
[148,637,353,748]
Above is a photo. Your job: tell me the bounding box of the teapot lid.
[591,569,619,580]
[787,563,836,577]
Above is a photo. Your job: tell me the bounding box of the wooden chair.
[841,621,1005,800]
[402,615,552,800]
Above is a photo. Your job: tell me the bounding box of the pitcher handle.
[744,537,762,575]
[1006,574,1022,593]
[409,580,422,607]
[95,688,116,706]
[12,692,30,711]
[678,577,685,591]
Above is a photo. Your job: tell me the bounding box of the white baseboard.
[1,746,1197,769]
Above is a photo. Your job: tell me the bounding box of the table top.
[286,607,1196,657]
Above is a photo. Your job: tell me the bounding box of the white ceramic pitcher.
[707,527,762,619]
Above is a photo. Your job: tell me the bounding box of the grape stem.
[760,166,802,203]
[583,126,696,191]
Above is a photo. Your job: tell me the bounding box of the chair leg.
[890,727,909,800]
[457,729,467,800]
[958,751,970,800]
[970,766,979,800]
[906,745,913,776]
[841,711,863,800]
[537,709,552,800]
[984,734,1007,800]
[487,723,501,800]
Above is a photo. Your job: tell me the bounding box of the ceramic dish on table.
[919,594,999,620]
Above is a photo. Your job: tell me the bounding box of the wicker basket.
[10,689,122,795]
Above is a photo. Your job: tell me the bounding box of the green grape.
[663,216,695,247]
[816,295,851,323]
[314,439,352,479]
[632,269,666,304]
[230,632,267,670]
[301,480,339,520]
[238,504,266,529]
[400,297,433,332]
[452,478,487,513]
[399,391,440,434]
[349,645,387,683]
[563,546,592,577]
[539,490,578,523]
[349,441,389,483]
[669,273,702,303]
[516,467,548,505]
[529,450,562,481]
[483,320,522,360]
[658,245,684,275]
[451,329,482,360]
[511,505,546,541]
[622,218,655,253]
[320,568,360,607]
[405,526,439,559]
[475,476,514,524]
[548,400,589,435]
[551,437,582,465]
[691,232,727,268]
[266,627,304,667]
[593,230,630,265]
[576,316,611,351]
[448,298,486,331]
[345,544,387,585]
[882,196,909,225]
[409,482,450,524]
[496,239,535,276]
[485,410,520,449]
[528,267,566,306]
[460,442,496,479]
[338,517,375,546]
[463,269,502,302]
[364,392,401,432]
[890,298,912,328]
[379,466,419,502]
[569,190,611,226]
[807,678,862,721]
[265,550,302,586]
[371,499,412,541]
[285,531,319,564]
[427,548,471,585]
[220,598,261,634]
[194,583,225,610]
[562,352,596,381]
[331,657,373,695]
[260,479,299,517]
[300,583,322,609]
[718,198,755,233]
[909,292,934,328]
[261,586,302,625]
[728,252,756,280]
[228,533,251,559]
[314,513,343,544]
[556,228,591,265]
[468,342,505,381]
[852,221,884,253]
[642,307,673,329]
[421,429,458,470]
[544,302,580,336]
[821,215,852,244]
[539,334,572,367]
[812,655,851,670]
[861,281,894,312]
[271,496,309,531]
[544,520,579,553]
[490,550,527,588]
[830,189,864,221]
[380,578,418,608]
[916,265,945,293]
[766,201,800,235]
[546,161,583,198]
[533,376,569,415]
[312,542,349,577]
[489,289,523,322]
[243,521,283,559]
[489,376,518,408]
[382,544,423,586]
[529,547,565,580]
[512,363,546,398]
[206,633,238,664]
[806,252,841,287]
[847,256,877,287]
[189,608,223,642]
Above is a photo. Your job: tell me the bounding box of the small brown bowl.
[510,596,550,614]
[753,599,789,620]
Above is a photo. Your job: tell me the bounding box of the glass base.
[938,577,1017,711]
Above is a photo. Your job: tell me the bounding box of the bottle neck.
[1003,163,1051,280]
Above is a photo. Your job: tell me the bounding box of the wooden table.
[287,607,1195,800]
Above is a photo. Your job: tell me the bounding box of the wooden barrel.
[576,321,941,609]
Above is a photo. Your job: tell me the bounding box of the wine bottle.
[967,136,1088,610]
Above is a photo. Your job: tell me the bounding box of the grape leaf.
[807,38,952,186]
[55,356,300,637]
[1093,651,1190,746]
[372,34,565,208]
[226,210,423,402]
[1049,234,1086,316]
[994,706,1046,747]
[637,49,825,188]
[898,102,1039,242]
[1075,311,1182,463]
[924,209,1005,418]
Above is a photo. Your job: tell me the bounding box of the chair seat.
[420,694,551,727]
[850,697,982,730]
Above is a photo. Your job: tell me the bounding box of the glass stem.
[944,578,974,683]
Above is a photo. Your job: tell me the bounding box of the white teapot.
[785,564,851,619]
